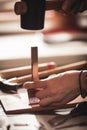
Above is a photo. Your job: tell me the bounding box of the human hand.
[59,0,87,15]
[23,70,80,106]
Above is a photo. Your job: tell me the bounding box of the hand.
[59,0,87,15]
[23,70,80,106]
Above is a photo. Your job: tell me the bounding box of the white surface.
[0,33,87,69]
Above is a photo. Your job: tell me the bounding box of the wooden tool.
[10,60,87,83]
[28,47,40,105]
[0,62,56,94]
[0,81,22,94]
[14,0,64,30]
[0,62,56,79]
[31,47,39,81]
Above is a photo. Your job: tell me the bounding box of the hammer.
[0,62,56,93]
[14,0,64,30]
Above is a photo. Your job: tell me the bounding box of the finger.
[69,0,82,14]
[39,96,57,106]
[39,92,64,106]
[36,81,61,99]
[78,1,86,12]
[36,88,51,99]
[62,0,79,14]
[40,95,61,106]
[23,80,47,89]
[70,5,80,14]
[62,0,75,12]
[70,0,87,14]
[39,89,75,106]
[23,81,33,89]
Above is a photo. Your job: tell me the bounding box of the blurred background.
[0,0,87,69]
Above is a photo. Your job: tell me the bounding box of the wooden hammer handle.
[46,0,64,10]
[46,0,87,11]
[10,61,87,83]
[14,0,64,15]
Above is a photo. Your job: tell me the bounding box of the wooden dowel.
[31,47,39,81]
[28,47,40,105]
[10,61,87,83]
[0,62,56,79]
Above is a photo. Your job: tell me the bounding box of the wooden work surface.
[0,60,87,129]
[0,88,87,130]
[0,88,87,114]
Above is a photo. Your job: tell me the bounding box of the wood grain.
[10,60,87,83]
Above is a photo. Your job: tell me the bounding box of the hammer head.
[15,0,46,30]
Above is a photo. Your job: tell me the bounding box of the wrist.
[79,70,87,98]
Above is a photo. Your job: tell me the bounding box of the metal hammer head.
[14,0,46,30]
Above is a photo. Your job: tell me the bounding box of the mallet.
[14,0,64,30]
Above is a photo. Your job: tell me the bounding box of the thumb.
[23,79,47,89]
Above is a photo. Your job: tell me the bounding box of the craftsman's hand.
[59,0,87,15]
[23,70,80,106]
